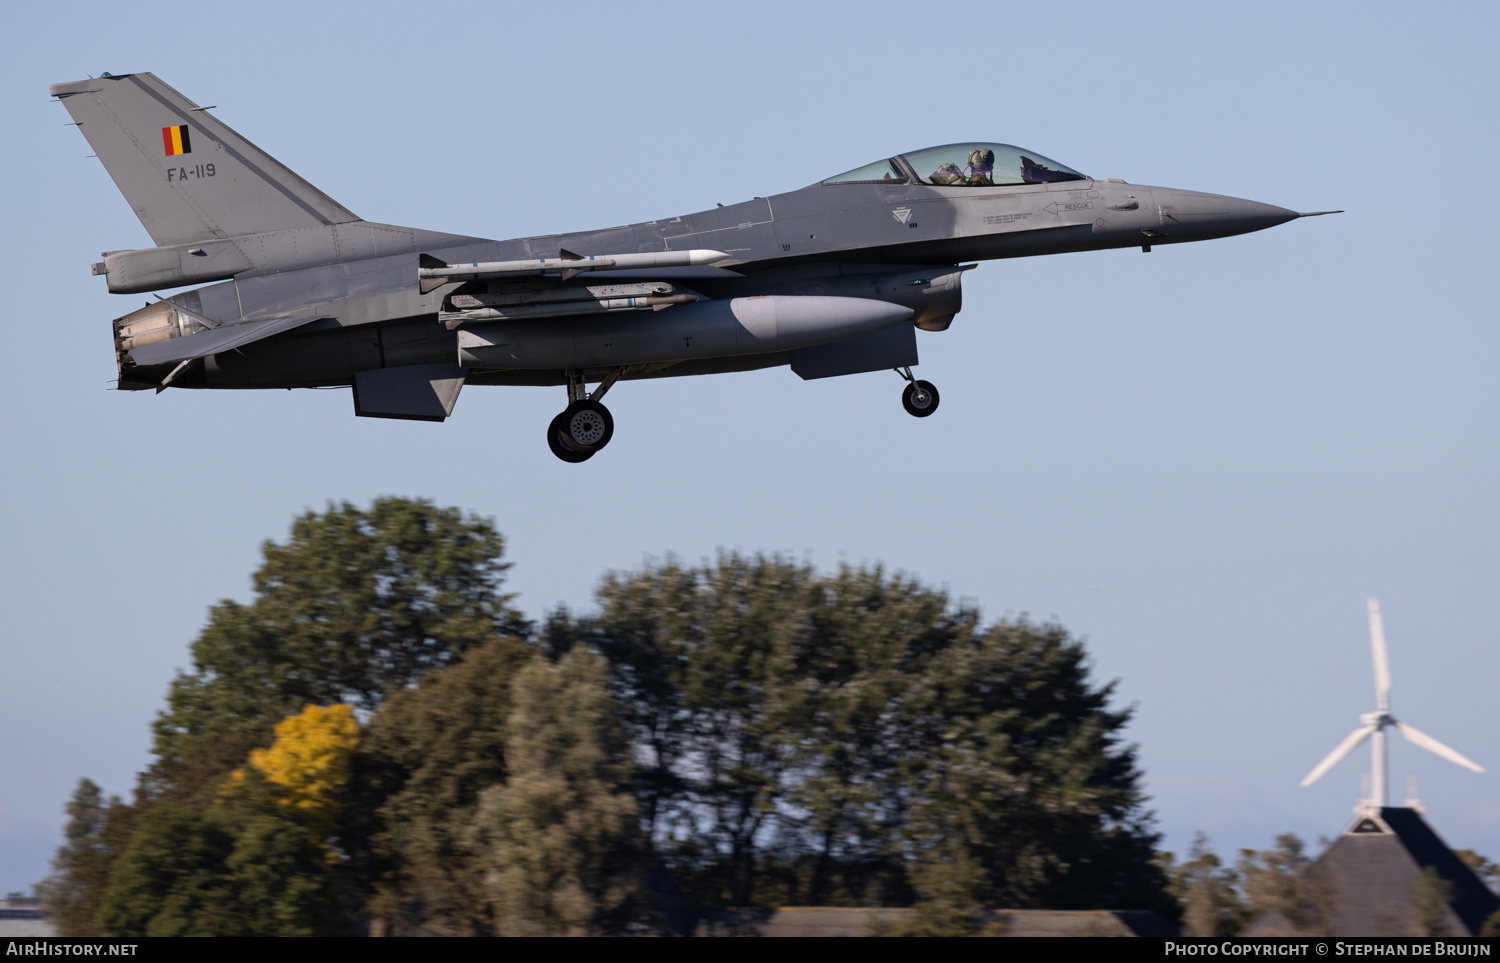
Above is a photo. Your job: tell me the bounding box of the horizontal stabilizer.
[128,314,319,366]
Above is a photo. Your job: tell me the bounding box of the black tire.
[547,412,594,462]
[902,380,940,418]
[558,399,614,452]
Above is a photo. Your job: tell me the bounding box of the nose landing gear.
[896,366,939,418]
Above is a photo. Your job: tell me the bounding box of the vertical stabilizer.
[50,73,359,246]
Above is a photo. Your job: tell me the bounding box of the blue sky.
[2,1,1497,894]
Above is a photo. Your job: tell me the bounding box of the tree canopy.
[153,498,524,763]
[44,502,1186,936]
[466,649,646,935]
[548,554,1175,919]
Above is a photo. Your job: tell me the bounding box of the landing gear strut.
[896,367,939,418]
[547,369,621,462]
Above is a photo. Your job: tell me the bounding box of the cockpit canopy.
[823,143,1086,187]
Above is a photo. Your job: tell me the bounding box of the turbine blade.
[1301,725,1376,787]
[1369,598,1392,710]
[1396,721,1484,774]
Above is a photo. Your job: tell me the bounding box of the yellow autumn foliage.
[243,703,360,837]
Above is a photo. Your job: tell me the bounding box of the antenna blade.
[1368,598,1392,710]
[1395,721,1484,774]
[1301,725,1376,787]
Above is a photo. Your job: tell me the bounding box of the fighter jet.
[52,73,1336,462]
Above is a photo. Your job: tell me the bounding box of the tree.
[467,649,645,935]
[1411,866,1455,937]
[1455,849,1500,895]
[348,637,534,935]
[779,564,973,907]
[97,788,340,937]
[239,703,360,845]
[96,802,241,937]
[896,619,1174,917]
[36,779,104,934]
[1168,834,1246,936]
[878,851,996,936]
[1237,834,1333,935]
[36,780,134,936]
[99,704,363,938]
[222,807,345,936]
[51,500,532,937]
[53,509,1184,934]
[1449,849,1498,937]
[558,553,1174,916]
[346,639,646,935]
[563,554,821,906]
[154,498,524,763]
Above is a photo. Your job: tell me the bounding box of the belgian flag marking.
[162,124,192,157]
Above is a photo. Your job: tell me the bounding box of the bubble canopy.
[823,143,1087,187]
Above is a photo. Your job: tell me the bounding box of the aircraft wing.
[128,315,321,366]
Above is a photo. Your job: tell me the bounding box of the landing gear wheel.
[547,412,594,463]
[902,380,940,418]
[558,399,614,452]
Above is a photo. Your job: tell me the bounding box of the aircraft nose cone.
[1156,188,1299,239]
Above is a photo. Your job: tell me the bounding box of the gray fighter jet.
[52,73,1336,461]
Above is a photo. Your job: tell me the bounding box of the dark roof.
[1379,807,1500,935]
[1111,911,1181,937]
[1244,807,1499,937]
[695,907,1177,937]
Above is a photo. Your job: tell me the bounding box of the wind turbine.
[1300,599,1484,810]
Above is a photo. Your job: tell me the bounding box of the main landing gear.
[896,366,939,418]
[548,369,620,463]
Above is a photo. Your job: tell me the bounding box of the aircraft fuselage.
[54,73,1323,458]
[121,175,1298,394]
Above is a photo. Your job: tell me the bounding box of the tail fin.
[51,73,359,247]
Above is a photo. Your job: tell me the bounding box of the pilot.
[929,148,997,187]
[966,148,995,186]
[929,161,966,186]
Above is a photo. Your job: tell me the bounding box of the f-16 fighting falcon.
[52,73,1337,461]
